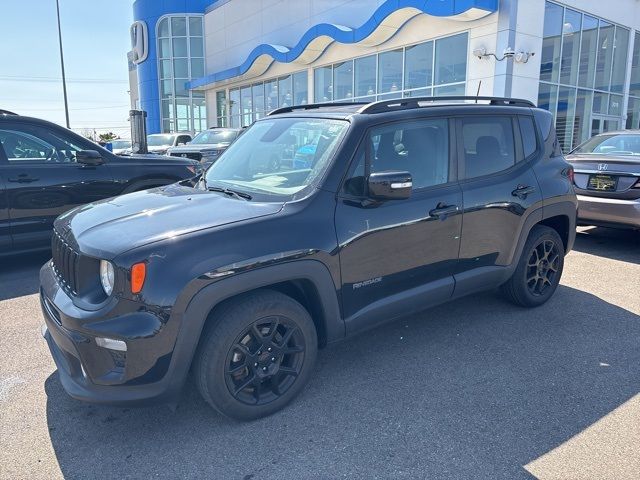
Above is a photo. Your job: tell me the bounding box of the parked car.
[566,130,640,230]
[109,139,132,155]
[140,133,192,155]
[0,114,201,255]
[40,97,577,420]
[167,128,242,166]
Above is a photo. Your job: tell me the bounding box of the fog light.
[95,337,127,352]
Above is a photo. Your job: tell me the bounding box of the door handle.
[8,175,39,183]
[429,203,459,219]
[511,185,536,199]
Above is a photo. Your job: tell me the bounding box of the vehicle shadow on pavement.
[0,251,50,301]
[43,285,639,479]
[573,227,639,264]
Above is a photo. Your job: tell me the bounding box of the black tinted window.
[519,116,538,159]
[371,119,449,189]
[461,116,515,178]
[0,125,83,163]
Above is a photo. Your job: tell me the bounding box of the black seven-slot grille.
[51,229,80,295]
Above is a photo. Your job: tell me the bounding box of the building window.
[313,32,467,104]
[157,15,205,133]
[221,70,309,127]
[538,1,632,152]
[628,32,640,129]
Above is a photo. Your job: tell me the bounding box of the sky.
[0,0,133,136]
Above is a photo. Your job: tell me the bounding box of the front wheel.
[194,290,317,421]
[501,225,565,308]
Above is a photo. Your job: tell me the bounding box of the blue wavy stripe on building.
[189,0,498,89]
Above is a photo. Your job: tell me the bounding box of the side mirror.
[368,171,412,200]
[77,150,104,165]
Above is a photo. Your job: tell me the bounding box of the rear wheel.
[501,225,565,307]
[194,290,317,421]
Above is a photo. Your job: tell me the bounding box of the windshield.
[572,134,640,156]
[111,140,131,149]
[147,134,175,147]
[204,118,348,198]
[191,129,238,145]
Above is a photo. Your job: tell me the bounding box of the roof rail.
[0,109,18,116]
[267,101,369,116]
[358,96,535,114]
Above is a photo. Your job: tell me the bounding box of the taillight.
[566,166,575,184]
[130,262,146,294]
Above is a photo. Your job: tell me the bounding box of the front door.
[335,118,462,334]
[1,122,114,251]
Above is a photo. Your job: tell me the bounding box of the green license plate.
[588,174,617,191]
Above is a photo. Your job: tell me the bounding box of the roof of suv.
[266,96,537,120]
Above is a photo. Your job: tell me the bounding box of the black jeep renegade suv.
[40,97,577,420]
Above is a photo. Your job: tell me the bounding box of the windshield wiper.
[207,185,252,200]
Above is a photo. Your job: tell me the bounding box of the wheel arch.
[168,260,344,388]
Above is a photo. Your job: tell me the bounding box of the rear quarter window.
[518,116,538,159]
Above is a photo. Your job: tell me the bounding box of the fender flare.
[165,260,344,393]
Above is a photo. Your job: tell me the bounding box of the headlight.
[100,260,115,296]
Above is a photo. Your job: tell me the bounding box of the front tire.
[194,290,317,421]
[501,225,565,308]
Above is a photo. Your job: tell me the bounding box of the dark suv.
[40,97,577,420]
[0,114,201,255]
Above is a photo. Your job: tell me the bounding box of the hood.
[168,143,230,153]
[55,183,284,259]
[566,154,640,174]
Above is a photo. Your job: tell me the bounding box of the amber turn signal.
[130,262,146,294]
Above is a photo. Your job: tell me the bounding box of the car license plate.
[587,174,617,191]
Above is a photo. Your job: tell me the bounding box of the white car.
[146,133,192,155]
[109,139,131,155]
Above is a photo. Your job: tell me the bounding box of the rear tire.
[194,290,317,421]
[501,225,565,308]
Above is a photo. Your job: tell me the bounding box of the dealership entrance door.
[591,115,621,137]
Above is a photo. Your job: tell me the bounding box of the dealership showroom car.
[567,131,640,230]
[0,113,201,255]
[167,127,242,165]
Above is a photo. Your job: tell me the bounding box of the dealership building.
[129,0,640,152]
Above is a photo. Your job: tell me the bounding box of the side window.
[0,126,81,163]
[371,119,449,189]
[178,135,191,145]
[461,116,515,178]
[518,116,538,159]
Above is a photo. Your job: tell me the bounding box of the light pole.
[55,0,70,128]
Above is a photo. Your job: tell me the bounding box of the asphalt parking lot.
[0,227,638,480]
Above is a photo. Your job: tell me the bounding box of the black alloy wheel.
[525,239,561,296]
[225,316,305,405]
[501,225,565,308]
[195,290,317,420]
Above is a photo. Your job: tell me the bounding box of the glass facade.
[313,32,467,103]
[538,1,634,152]
[627,32,640,130]
[218,71,309,128]
[157,15,206,133]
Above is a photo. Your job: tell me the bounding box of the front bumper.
[577,194,640,229]
[39,261,187,406]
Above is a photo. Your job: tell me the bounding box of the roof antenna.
[475,80,482,103]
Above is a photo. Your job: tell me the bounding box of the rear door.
[1,122,116,251]
[335,117,462,333]
[453,114,543,294]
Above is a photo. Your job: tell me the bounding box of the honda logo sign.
[129,21,148,64]
[597,163,608,171]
